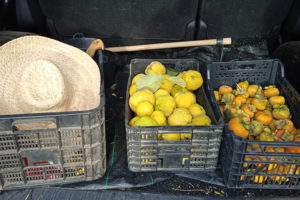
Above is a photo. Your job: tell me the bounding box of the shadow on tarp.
[0,187,264,200]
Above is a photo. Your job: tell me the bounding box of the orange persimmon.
[251,98,267,110]
[221,93,234,104]
[247,85,259,97]
[286,135,300,153]
[237,81,249,90]
[269,96,285,105]
[255,111,273,125]
[241,103,255,118]
[272,105,290,120]
[286,147,300,153]
[219,85,232,95]
[233,95,247,107]
[282,119,295,133]
[263,109,272,116]
[228,117,249,139]
[246,97,253,103]
[214,90,220,102]
[269,119,277,131]
[264,87,279,98]
[251,176,267,183]
[290,127,298,136]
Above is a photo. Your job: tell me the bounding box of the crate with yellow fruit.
[208,59,300,189]
[125,59,223,172]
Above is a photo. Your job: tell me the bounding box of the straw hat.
[0,36,100,115]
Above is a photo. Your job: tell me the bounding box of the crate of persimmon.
[208,59,300,189]
[125,59,224,172]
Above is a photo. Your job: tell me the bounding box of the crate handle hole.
[237,64,256,70]
[13,121,57,131]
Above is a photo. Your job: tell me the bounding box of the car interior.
[0,0,300,199]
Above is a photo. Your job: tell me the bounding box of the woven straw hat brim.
[0,36,100,115]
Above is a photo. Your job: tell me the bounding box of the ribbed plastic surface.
[125,59,224,172]
[0,47,106,190]
[208,59,300,189]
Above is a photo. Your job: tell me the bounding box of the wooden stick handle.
[86,39,105,57]
[106,38,231,52]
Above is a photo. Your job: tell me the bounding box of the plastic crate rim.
[125,122,224,130]
[130,58,200,64]
[228,128,300,149]
[207,58,285,81]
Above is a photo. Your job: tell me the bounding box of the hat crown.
[0,35,100,115]
[20,59,65,110]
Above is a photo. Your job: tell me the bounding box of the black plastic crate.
[207,59,300,189]
[125,59,224,172]
[0,43,106,190]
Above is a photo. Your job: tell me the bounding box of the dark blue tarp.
[1,34,299,199]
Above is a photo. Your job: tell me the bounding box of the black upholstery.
[200,0,293,39]
[38,0,198,41]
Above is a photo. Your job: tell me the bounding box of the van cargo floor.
[1,38,300,199]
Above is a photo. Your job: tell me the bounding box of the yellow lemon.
[129,89,155,112]
[188,104,206,118]
[145,61,166,75]
[131,73,145,85]
[133,116,159,126]
[192,114,211,125]
[129,116,140,126]
[174,108,193,124]
[158,134,163,140]
[154,89,169,98]
[168,108,192,125]
[175,92,196,108]
[129,84,138,96]
[151,111,166,126]
[162,133,181,141]
[181,133,192,140]
[170,85,189,97]
[160,74,174,93]
[136,101,154,117]
[182,70,203,91]
[177,72,185,79]
[155,95,176,117]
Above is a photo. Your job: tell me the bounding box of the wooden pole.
[86,38,231,56]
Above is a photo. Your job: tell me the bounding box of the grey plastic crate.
[125,59,224,172]
[0,48,106,190]
[208,59,300,189]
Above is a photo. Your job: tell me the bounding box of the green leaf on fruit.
[136,74,164,93]
[166,67,179,76]
[168,76,186,88]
